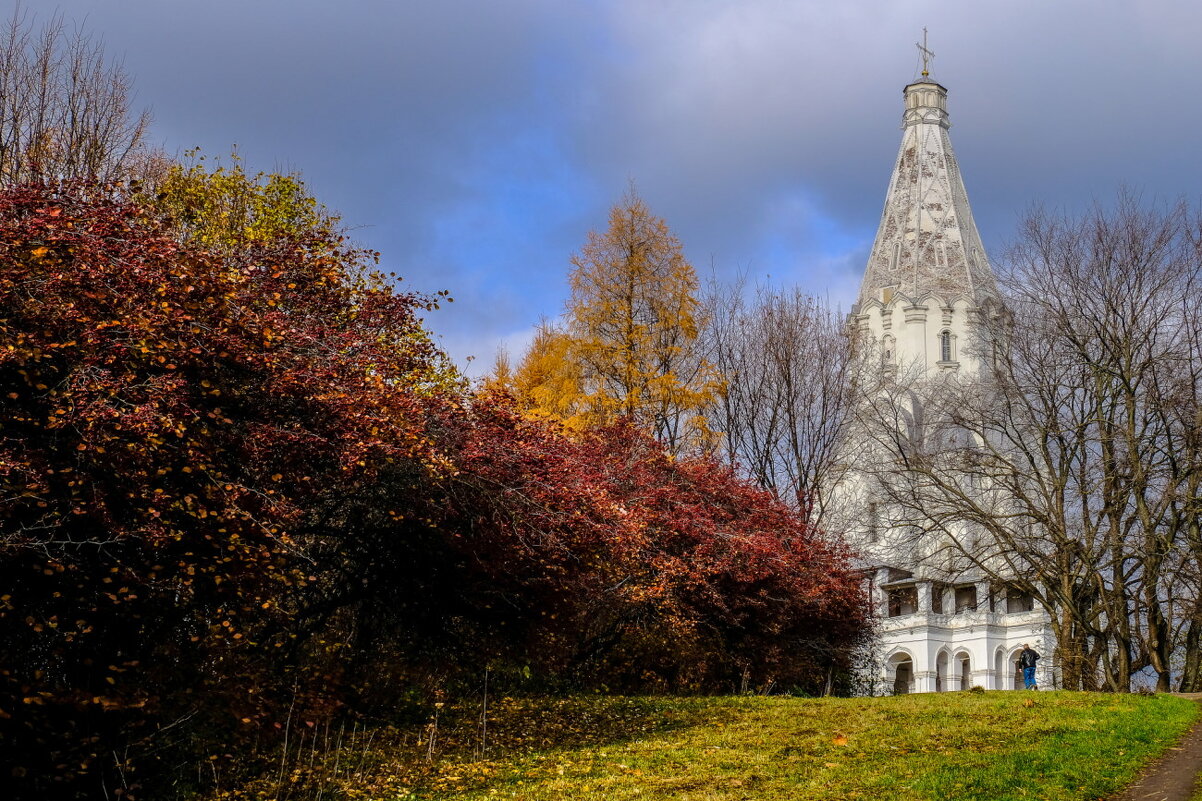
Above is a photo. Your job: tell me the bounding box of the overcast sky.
[39,0,1202,375]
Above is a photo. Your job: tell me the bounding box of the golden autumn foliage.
[0,185,867,800]
[492,320,586,428]
[147,148,340,251]
[508,189,719,452]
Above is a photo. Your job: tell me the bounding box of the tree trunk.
[1145,591,1173,692]
[1054,610,1086,691]
[1178,606,1202,692]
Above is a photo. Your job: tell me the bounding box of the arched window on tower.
[882,334,895,365]
[940,329,953,362]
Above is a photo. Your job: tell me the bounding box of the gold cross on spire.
[916,27,934,77]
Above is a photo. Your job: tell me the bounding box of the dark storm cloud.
[40,0,1202,373]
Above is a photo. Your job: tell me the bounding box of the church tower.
[846,49,1053,694]
[853,74,996,377]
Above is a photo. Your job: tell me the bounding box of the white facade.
[869,569,1053,693]
[845,76,1054,693]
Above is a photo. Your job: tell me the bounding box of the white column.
[917,581,933,614]
[976,581,992,613]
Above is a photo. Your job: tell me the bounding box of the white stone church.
[842,66,1054,694]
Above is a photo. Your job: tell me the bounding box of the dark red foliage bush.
[0,184,454,798]
[434,393,869,691]
[0,186,868,799]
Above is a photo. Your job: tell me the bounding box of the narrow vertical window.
[940,329,952,362]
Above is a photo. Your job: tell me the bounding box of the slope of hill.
[213,691,1198,801]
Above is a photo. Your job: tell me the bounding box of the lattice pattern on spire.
[857,80,996,309]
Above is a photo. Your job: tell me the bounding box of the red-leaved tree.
[0,183,456,797]
[427,391,869,691]
[285,388,870,704]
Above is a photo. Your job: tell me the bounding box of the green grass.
[216,692,1199,801]
[424,693,1196,801]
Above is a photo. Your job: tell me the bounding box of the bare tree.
[859,194,1202,691]
[703,279,859,528]
[0,6,151,185]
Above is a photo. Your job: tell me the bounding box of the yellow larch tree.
[489,320,587,428]
[495,189,720,451]
[563,188,719,453]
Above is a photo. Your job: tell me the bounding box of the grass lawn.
[220,692,1198,801]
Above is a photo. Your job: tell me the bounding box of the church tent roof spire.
[856,55,996,310]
